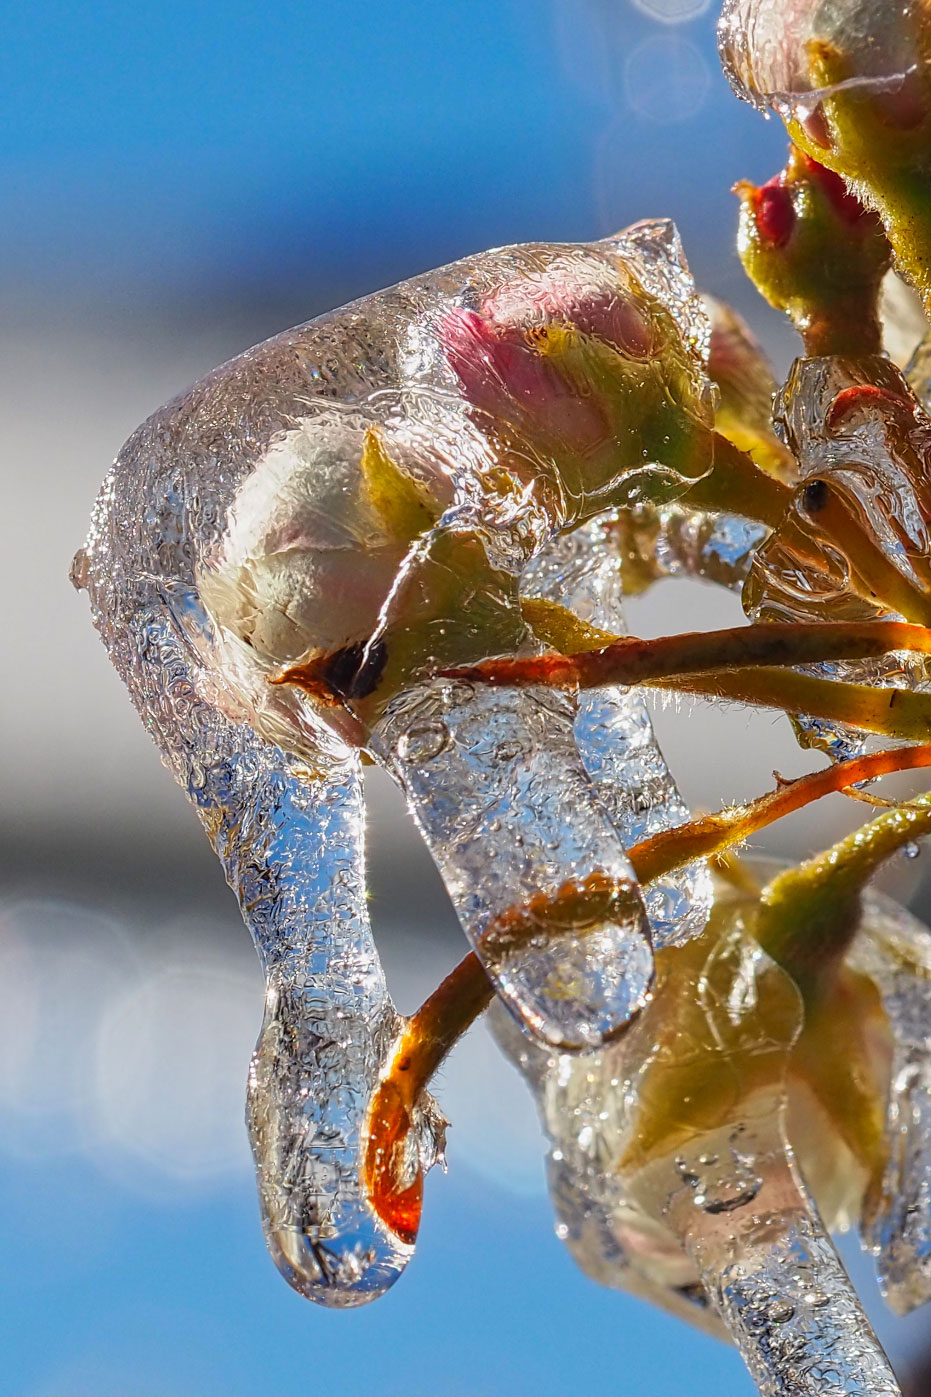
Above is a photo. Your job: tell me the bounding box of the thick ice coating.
[520,516,713,950]
[74,222,716,1294]
[719,0,928,117]
[66,565,441,1304]
[743,354,931,759]
[242,755,446,1305]
[494,863,908,1394]
[84,223,720,1049]
[850,892,931,1314]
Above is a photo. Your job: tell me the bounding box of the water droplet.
[397,721,450,764]
[695,1175,762,1214]
[904,841,921,860]
[69,546,90,591]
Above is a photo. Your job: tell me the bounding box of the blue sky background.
[1,0,789,329]
[2,2,927,1393]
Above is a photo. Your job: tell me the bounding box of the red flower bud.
[755,178,796,246]
[799,153,880,231]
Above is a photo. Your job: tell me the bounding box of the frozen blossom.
[74,225,723,1298]
[718,0,928,124]
[71,47,931,1385]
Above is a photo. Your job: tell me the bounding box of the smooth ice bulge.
[371,679,654,1050]
[69,573,433,1304]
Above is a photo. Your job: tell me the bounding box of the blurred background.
[3,0,931,1392]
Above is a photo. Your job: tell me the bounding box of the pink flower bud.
[439,262,661,460]
[439,305,610,456]
[481,265,654,357]
[754,176,796,246]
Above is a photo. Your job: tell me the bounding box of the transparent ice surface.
[744,355,931,759]
[68,578,439,1304]
[650,507,767,588]
[371,680,654,1050]
[718,0,923,119]
[521,515,713,949]
[617,501,767,592]
[851,889,931,1314]
[685,1161,901,1397]
[74,224,717,1291]
[494,866,907,1394]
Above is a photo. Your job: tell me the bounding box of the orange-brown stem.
[797,477,931,626]
[362,954,495,1243]
[441,619,931,690]
[631,743,931,883]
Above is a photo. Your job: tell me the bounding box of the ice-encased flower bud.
[74,229,714,1283]
[719,0,927,119]
[719,0,931,306]
[439,247,716,522]
[198,408,450,670]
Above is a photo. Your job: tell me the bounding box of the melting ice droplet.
[372,681,653,1050]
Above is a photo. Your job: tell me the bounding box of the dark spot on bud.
[318,637,389,700]
[800,479,829,515]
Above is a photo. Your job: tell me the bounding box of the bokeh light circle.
[630,0,711,22]
[624,34,711,124]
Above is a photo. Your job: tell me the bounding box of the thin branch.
[441,618,931,691]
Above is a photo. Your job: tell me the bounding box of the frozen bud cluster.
[496,860,931,1394]
[720,0,931,304]
[72,31,931,1379]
